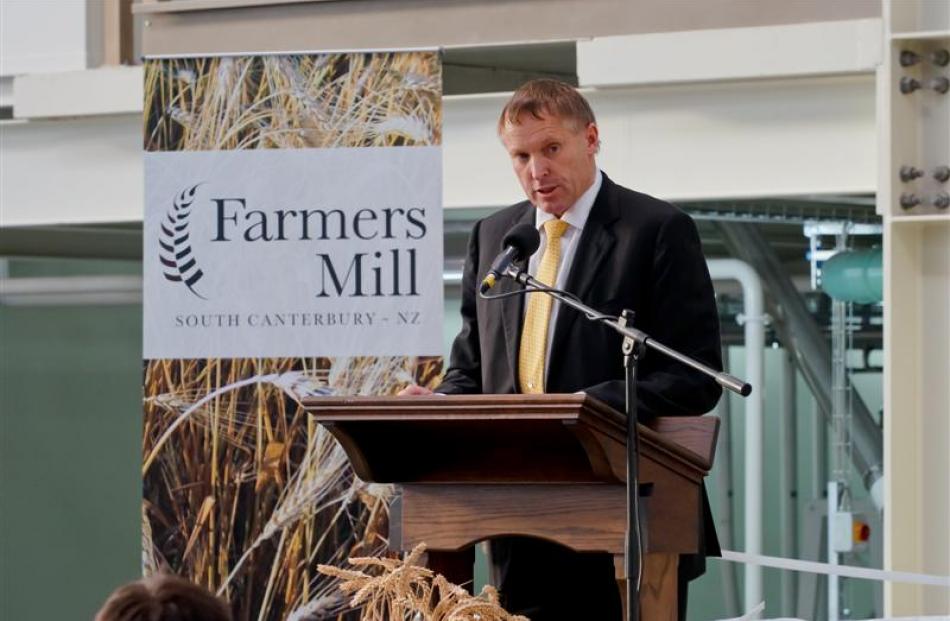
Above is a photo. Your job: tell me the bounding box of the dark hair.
[497,79,597,133]
[95,574,232,621]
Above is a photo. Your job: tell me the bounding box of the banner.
[142,52,442,620]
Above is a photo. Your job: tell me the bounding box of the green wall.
[0,260,142,621]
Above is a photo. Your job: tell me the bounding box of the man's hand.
[397,384,434,396]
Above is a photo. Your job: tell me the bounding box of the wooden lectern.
[306,393,718,620]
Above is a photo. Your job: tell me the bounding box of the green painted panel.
[0,264,142,621]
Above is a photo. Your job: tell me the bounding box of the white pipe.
[712,365,742,618]
[707,258,766,616]
[828,481,840,621]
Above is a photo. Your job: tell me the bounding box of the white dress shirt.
[526,169,603,375]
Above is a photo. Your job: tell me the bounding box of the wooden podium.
[306,393,718,620]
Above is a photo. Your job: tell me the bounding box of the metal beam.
[0,226,142,260]
[0,275,142,306]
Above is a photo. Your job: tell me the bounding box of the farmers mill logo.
[160,184,207,299]
[156,182,429,301]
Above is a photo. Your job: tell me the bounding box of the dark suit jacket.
[436,173,723,568]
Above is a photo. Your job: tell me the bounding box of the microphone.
[479,223,541,294]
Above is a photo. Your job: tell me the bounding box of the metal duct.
[821,247,883,304]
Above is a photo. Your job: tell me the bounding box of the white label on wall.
[143,147,443,359]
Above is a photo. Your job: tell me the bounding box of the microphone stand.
[495,265,751,621]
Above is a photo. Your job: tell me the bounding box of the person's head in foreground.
[497,78,600,218]
[95,574,232,621]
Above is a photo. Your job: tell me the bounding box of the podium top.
[304,393,718,484]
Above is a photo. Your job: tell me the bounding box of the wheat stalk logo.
[160,184,207,299]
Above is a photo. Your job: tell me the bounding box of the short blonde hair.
[497,79,597,133]
[95,574,231,621]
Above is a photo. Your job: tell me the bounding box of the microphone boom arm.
[504,265,751,397]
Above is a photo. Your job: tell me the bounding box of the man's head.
[95,574,232,621]
[498,79,600,217]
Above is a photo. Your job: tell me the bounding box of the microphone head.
[502,223,541,259]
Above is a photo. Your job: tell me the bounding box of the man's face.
[500,112,599,217]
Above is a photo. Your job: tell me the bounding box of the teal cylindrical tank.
[821,248,883,304]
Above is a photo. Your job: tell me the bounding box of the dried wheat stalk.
[143,356,441,621]
[144,52,442,153]
[318,544,530,621]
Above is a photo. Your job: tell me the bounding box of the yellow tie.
[519,218,570,393]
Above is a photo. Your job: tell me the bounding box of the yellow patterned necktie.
[519,218,571,393]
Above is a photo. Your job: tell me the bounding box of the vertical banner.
[142,52,442,619]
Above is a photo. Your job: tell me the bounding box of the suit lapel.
[548,176,620,374]
[499,204,536,389]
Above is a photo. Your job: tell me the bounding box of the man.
[401,79,722,619]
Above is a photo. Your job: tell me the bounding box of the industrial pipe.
[712,345,741,618]
[717,222,884,510]
[821,248,883,304]
[707,258,766,614]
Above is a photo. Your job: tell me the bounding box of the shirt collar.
[535,169,603,233]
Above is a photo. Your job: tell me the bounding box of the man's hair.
[497,78,597,133]
[95,574,232,621]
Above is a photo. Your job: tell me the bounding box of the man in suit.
[401,79,722,619]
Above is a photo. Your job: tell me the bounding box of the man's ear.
[586,123,600,155]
